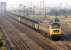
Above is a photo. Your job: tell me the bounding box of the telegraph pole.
[39,1,41,16]
[43,0,44,17]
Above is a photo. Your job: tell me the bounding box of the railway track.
[0,16,46,50]
[5,12,71,50]
[0,14,53,50]
[6,13,71,50]
[0,16,31,50]
[6,13,59,50]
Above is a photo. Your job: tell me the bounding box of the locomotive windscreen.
[52,23,60,28]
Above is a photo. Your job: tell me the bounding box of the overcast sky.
[1,0,71,9]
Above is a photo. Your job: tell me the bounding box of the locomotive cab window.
[52,23,60,28]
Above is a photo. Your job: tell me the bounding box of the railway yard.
[0,12,70,50]
[0,0,71,50]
